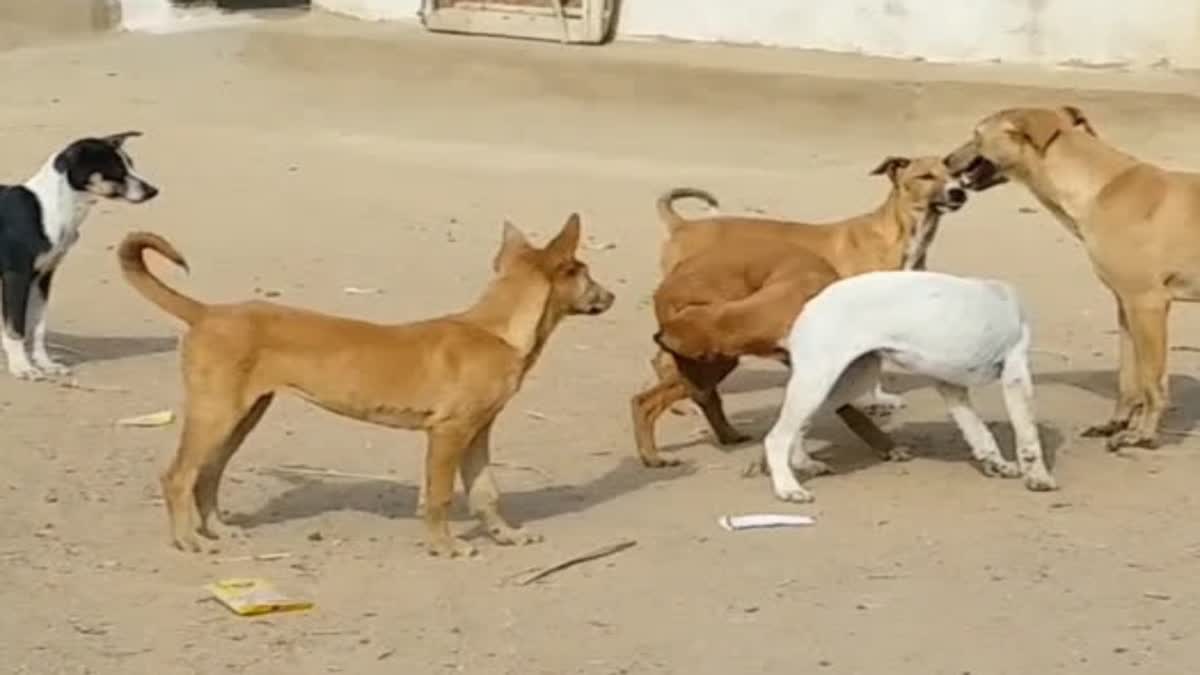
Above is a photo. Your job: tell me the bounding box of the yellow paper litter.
[206,578,313,617]
[116,409,175,428]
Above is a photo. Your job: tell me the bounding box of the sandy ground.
[2,12,1200,675]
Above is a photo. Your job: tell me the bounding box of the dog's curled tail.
[118,231,205,326]
[656,188,719,231]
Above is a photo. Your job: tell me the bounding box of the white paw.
[9,363,45,381]
[1023,470,1058,492]
[981,457,1022,479]
[773,485,816,503]
[789,457,832,477]
[33,358,70,377]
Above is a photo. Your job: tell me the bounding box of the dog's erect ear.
[494,220,531,271]
[545,212,582,261]
[102,131,143,147]
[870,156,911,183]
[1061,105,1096,136]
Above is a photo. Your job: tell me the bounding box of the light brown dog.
[631,156,967,468]
[119,215,614,557]
[945,105,1195,451]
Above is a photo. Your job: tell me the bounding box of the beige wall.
[0,0,118,49]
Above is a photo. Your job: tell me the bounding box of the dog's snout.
[948,187,967,204]
[141,183,160,201]
[589,287,616,314]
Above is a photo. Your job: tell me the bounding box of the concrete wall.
[313,0,1200,68]
[0,0,118,49]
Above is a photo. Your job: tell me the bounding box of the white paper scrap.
[718,514,816,531]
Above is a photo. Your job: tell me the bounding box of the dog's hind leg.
[1,266,39,380]
[163,403,247,553]
[1083,297,1140,438]
[935,382,1021,479]
[195,393,274,539]
[651,350,693,417]
[829,355,912,462]
[424,423,480,558]
[458,419,542,547]
[998,341,1056,491]
[675,355,746,446]
[1107,295,1170,451]
[762,362,848,503]
[631,367,692,468]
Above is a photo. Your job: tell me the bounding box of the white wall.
[314,0,1200,68]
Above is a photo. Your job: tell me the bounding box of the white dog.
[763,270,1058,503]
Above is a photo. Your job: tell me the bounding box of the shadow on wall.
[171,0,310,8]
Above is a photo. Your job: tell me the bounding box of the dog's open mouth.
[958,157,1008,192]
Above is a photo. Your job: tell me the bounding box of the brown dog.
[119,215,614,557]
[945,106,1194,451]
[631,156,967,468]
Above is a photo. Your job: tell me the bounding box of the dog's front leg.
[26,271,69,376]
[1,268,42,380]
[423,425,479,558]
[459,420,542,547]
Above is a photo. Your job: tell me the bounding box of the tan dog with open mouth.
[946,105,1198,451]
[631,155,967,468]
[119,215,614,557]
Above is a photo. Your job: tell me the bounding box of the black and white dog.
[0,132,158,380]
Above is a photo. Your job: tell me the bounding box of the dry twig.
[515,540,637,586]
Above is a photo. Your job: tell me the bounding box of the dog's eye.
[918,173,936,180]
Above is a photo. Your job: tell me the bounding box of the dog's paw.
[773,485,816,503]
[980,457,1022,479]
[8,363,45,381]
[1106,430,1159,453]
[790,457,832,477]
[1023,471,1059,492]
[741,457,768,478]
[640,454,683,469]
[1081,420,1125,438]
[714,430,752,446]
[427,536,478,559]
[170,533,204,554]
[884,445,914,462]
[33,359,70,377]
[490,526,543,547]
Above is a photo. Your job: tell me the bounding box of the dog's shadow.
[667,363,1200,473]
[1036,369,1200,435]
[48,331,177,366]
[229,458,695,530]
[663,406,1067,476]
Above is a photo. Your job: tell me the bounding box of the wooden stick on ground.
[58,380,130,394]
[516,539,637,586]
[267,465,405,483]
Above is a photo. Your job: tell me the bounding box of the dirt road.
[2,13,1199,674]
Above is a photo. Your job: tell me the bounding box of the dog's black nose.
[143,184,159,201]
[948,187,967,203]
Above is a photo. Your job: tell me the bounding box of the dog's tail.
[118,231,205,326]
[656,188,719,232]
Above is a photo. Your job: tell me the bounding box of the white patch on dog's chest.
[26,159,93,272]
